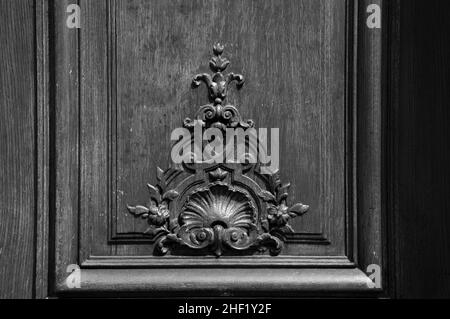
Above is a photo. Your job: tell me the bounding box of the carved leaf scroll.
[127,44,309,257]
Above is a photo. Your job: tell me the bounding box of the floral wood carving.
[127,44,309,257]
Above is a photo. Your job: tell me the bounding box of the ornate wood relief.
[127,44,309,257]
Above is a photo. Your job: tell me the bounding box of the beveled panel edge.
[55,267,378,297]
[81,255,354,269]
[109,231,331,245]
[106,0,348,250]
[49,0,385,295]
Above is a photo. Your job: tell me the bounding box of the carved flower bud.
[213,43,224,55]
[148,204,170,227]
[267,203,291,227]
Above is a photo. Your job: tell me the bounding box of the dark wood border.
[383,0,400,298]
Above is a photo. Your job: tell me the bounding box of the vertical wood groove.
[35,0,50,299]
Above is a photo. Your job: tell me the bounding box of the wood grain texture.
[385,0,401,298]
[35,0,50,299]
[106,0,347,257]
[2,0,449,298]
[79,0,110,263]
[356,0,383,274]
[50,0,385,295]
[55,268,375,297]
[0,0,36,299]
[52,0,80,289]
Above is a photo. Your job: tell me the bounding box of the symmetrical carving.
[184,43,254,131]
[127,44,309,257]
[192,43,244,105]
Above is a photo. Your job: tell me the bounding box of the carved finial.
[192,43,244,105]
[209,43,228,72]
[213,43,224,55]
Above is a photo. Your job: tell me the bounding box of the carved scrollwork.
[184,43,254,131]
[127,44,309,257]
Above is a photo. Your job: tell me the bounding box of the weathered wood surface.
[0,0,36,299]
[75,0,348,258]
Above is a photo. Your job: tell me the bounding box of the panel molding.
[55,268,378,297]
[106,0,339,249]
[81,255,353,268]
[107,0,119,246]
[108,231,331,245]
[93,0,351,258]
[49,0,388,297]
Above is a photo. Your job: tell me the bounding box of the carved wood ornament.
[127,44,309,257]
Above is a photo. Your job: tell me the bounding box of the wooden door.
[52,0,384,296]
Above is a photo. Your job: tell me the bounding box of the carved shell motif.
[178,184,258,256]
[127,44,309,257]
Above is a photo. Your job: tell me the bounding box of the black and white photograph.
[0,0,449,307]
